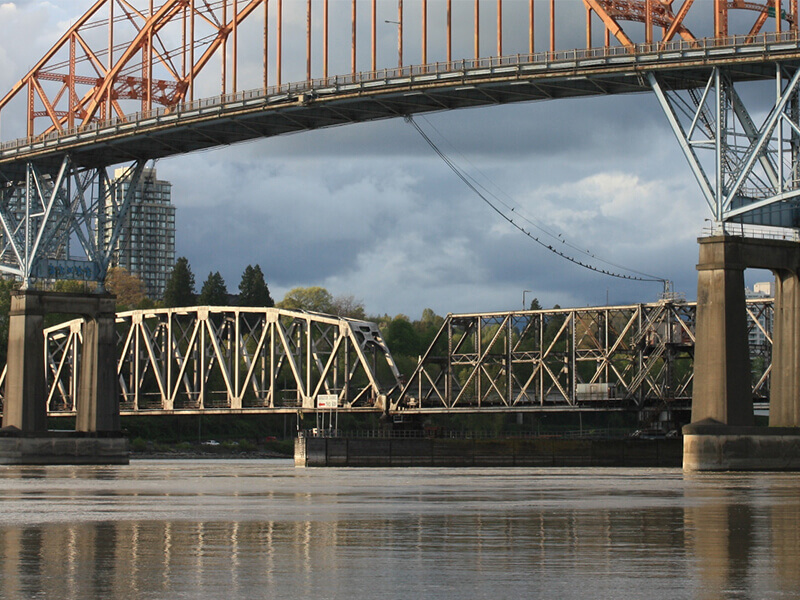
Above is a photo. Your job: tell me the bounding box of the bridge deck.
[2,33,799,180]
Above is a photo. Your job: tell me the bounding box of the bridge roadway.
[1,32,799,181]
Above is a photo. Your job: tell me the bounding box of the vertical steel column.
[323,0,329,78]
[371,0,376,71]
[263,0,268,90]
[530,0,535,54]
[233,0,239,93]
[221,0,227,95]
[398,0,403,68]
[586,4,591,49]
[352,0,357,73]
[306,0,312,81]
[277,0,282,86]
[497,0,502,57]
[549,0,555,52]
[473,0,478,60]
[422,0,427,66]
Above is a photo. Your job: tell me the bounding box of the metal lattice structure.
[0,298,773,417]
[391,299,773,415]
[42,306,401,415]
[0,2,797,288]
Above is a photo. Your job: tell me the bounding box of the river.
[0,460,797,599]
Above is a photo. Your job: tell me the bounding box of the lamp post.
[522,290,533,310]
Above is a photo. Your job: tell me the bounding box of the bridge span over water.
[0,1,800,286]
[0,1,800,468]
[0,298,773,419]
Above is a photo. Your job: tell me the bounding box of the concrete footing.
[686,236,800,471]
[0,433,129,465]
[683,420,800,471]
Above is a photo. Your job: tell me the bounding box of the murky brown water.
[0,460,798,599]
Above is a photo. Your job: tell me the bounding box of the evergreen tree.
[198,271,228,306]
[238,264,274,307]
[163,257,196,307]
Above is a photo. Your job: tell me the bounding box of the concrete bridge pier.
[0,290,128,464]
[684,236,800,471]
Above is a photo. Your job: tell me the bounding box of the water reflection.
[0,464,797,599]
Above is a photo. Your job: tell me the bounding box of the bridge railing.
[2,30,798,155]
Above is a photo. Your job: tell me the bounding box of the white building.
[104,168,176,299]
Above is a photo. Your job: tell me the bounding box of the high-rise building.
[104,167,176,299]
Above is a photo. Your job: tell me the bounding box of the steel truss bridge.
[1,2,800,284]
[0,299,773,417]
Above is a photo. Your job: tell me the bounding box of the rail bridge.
[0,1,800,469]
[0,298,774,419]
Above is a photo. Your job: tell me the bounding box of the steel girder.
[37,306,401,415]
[390,300,773,414]
[651,64,800,229]
[0,157,144,286]
[0,300,774,416]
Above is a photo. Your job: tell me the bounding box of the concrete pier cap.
[685,236,800,471]
[0,289,128,465]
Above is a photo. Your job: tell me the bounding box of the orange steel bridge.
[0,2,799,290]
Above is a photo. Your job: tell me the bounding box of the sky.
[0,0,776,318]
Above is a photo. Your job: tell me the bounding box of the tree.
[105,267,146,309]
[384,315,422,357]
[198,271,228,306]
[529,297,542,311]
[163,257,195,307]
[277,286,334,313]
[238,264,274,307]
[330,294,366,320]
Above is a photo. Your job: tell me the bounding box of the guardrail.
[2,30,799,156]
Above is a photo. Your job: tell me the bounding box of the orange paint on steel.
[189,0,196,102]
[662,0,695,45]
[264,0,269,90]
[422,0,427,65]
[277,0,282,86]
[793,0,799,31]
[497,0,502,57]
[221,0,227,95]
[398,0,404,68]
[586,4,591,49]
[351,0,356,74]
[530,0,535,54]
[645,0,652,44]
[446,0,452,62]
[371,0,376,71]
[473,0,478,60]
[324,0,329,78]
[147,0,154,110]
[108,0,114,119]
[306,0,311,81]
[550,0,555,52]
[583,0,633,47]
[776,0,782,34]
[233,0,239,93]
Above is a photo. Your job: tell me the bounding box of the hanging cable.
[406,115,666,284]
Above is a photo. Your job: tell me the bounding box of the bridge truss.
[0,2,800,287]
[36,306,402,415]
[391,299,773,416]
[0,299,773,417]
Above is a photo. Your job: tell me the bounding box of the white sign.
[317,394,339,409]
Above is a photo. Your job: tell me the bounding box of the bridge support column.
[76,299,119,433]
[684,236,800,471]
[692,237,753,426]
[2,292,46,433]
[0,290,127,465]
[770,269,800,427]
